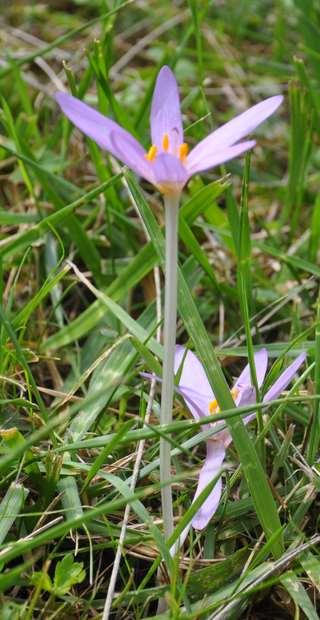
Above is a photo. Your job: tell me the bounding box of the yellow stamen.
[209,386,240,415]
[145,144,158,161]
[179,143,189,161]
[231,386,239,400]
[162,133,170,152]
[209,398,219,414]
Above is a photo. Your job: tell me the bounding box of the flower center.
[209,387,240,415]
[145,133,189,163]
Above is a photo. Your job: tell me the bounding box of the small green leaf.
[30,571,53,593]
[53,554,85,596]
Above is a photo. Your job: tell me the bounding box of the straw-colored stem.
[160,192,180,540]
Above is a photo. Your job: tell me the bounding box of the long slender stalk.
[160,193,180,540]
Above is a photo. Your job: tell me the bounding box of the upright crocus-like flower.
[55,65,282,195]
[174,346,306,530]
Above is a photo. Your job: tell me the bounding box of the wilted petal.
[152,153,188,193]
[55,93,146,167]
[175,346,213,420]
[186,140,256,175]
[235,348,268,390]
[187,95,283,172]
[192,441,225,530]
[263,353,306,403]
[150,66,183,153]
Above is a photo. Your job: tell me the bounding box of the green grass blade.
[307,294,320,463]
[57,476,83,522]
[237,156,261,435]
[282,80,312,232]
[281,571,319,620]
[0,483,28,545]
[309,194,320,262]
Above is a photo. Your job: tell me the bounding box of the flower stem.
[160,192,180,540]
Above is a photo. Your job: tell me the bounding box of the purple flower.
[174,345,306,530]
[55,66,283,196]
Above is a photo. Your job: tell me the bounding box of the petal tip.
[154,65,177,89]
[267,94,284,111]
[257,346,269,361]
[297,351,307,364]
[175,344,185,354]
[246,139,256,149]
[192,515,207,530]
[158,64,174,78]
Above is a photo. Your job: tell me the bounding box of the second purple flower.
[174,346,306,530]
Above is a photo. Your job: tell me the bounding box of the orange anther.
[209,398,219,414]
[145,145,158,162]
[231,387,239,401]
[179,143,189,161]
[162,133,170,152]
[209,386,239,415]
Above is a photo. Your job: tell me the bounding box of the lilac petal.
[55,92,149,174]
[187,95,283,172]
[219,385,256,448]
[242,352,305,427]
[175,346,213,421]
[192,441,225,530]
[186,140,256,176]
[109,131,155,183]
[140,371,160,383]
[237,385,257,407]
[263,353,306,403]
[235,348,268,390]
[152,153,188,193]
[150,66,183,153]
[222,349,268,443]
[178,386,213,421]
[140,372,206,420]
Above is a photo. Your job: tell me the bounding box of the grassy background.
[0,0,319,618]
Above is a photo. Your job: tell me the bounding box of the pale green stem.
[160,192,180,540]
